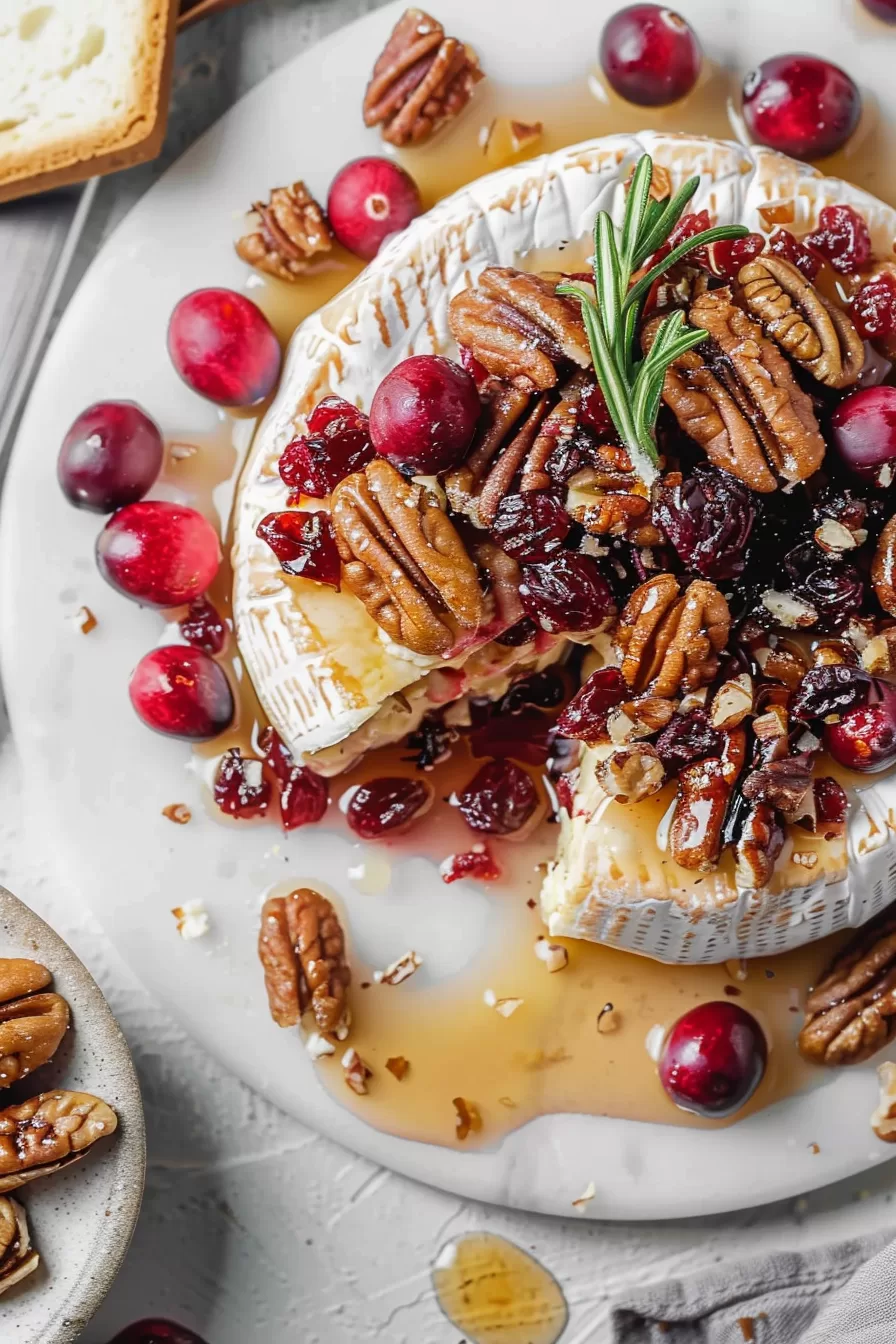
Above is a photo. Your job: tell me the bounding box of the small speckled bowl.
[0,885,145,1342]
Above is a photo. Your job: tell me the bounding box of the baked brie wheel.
[235,131,896,964]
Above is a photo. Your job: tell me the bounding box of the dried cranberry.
[578,383,615,438]
[457,759,539,835]
[519,553,615,633]
[496,669,567,714]
[278,397,373,498]
[813,776,849,836]
[260,727,329,830]
[440,847,501,884]
[851,272,896,341]
[557,667,627,742]
[691,233,765,279]
[256,510,341,586]
[805,206,872,275]
[470,708,553,766]
[179,596,227,655]
[495,617,538,646]
[545,427,596,485]
[651,209,711,268]
[791,664,873,721]
[490,492,571,561]
[346,777,433,838]
[653,465,756,581]
[768,229,821,281]
[655,709,724,773]
[109,1323,207,1344]
[405,715,454,769]
[782,542,864,629]
[214,748,271,819]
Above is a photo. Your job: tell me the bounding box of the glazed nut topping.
[236,182,332,281]
[872,515,896,618]
[710,673,754,730]
[452,1095,482,1140]
[615,574,730,698]
[0,992,69,1090]
[0,1090,117,1192]
[333,459,484,655]
[669,729,746,873]
[734,802,785,889]
[258,888,351,1036]
[342,1048,372,1095]
[596,745,665,805]
[363,7,483,147]
[0,1197,38,1295]
[862,628,896,676]
[445,386,549,525]
[872,1061,896,1143]
[798,912,896,1066]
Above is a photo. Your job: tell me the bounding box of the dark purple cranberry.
[861,0,896,21]
[768,229,821,281]
[214,748,271,819]
[495,617,539,647]
[814,776,849,836]
[441,847,501,884]
[851,272,896,342]
[781,542,864,630]
[653,466,756,581]
[599,5,701,107]
[278,396,373,499]
[457,759,539,835]
[179,597,227,655]
[260,727,329,830]
[655,709,724,774]
[659,1001,768,1118]
[791,664,873,721]
[490,493,571,562]
[831,386,896,486]
[130,646,234,741]
[347,777,434,838]
[557,667,627,743]
[742,56,862,161]
[470,709,553,767]
[58,401,163,513]
[109,1323,207,1344]
[256,511,341,586]
[519,553,615,633]
[545,428,596,486]
[578,383,616,438]
[805,205,872,274]
[826,679,896,771]
[496,669,567,714]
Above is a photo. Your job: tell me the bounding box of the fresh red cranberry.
[490,493,571,562]
[851,272,896,341]
[260,727,329,830]
[805,205,872,274]
[826,679,896,771]
[256,511,341,586]
[58,401,163,513]
[813,776,849,837]
[97,501,221,608]
[656,709,724,774]
[441,847,501,884]
[179,597,227,655]
[457,759,539,835]
[861,0,896,19]
[742,56,861,160]
[768,229,821,280]
[458,347,490,388]
[557,667,628,743]
[659,1001,768,1118]
[692,233,765,279]
[578,383,615,438]
[792,665,872,721]
[599,5,701,107]
[129,646,233,740]
[831,385,896,486]
[327,157,422,261]
[168,288,281,407]
[654,465,756,581]
[470,709,553,767]
[369,355,479,474]
[279,397,373,498]
[108,1323,207,1344]
[519,553,615,634]
[214,747,271,819]
[346,777,434,838]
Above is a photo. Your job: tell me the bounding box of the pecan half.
[741,752,814,815]
[0,1091,117,1192]
[669,729,746,872]
[258,888,351,1036]
[363,7,483,147]
[0,993,69,1090]
[798,910,896,1066]
[872,515,896,617]
[448,267,590,390]
[333,459,483,655]
[235,182,332,282]
[734,802,785,888]
[566,465,654,542]
[735,256,864,390]
[615,574,730,698]
[445,386,549,526]
[0,1197,38,1296]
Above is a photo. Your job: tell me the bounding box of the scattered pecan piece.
[615,574,730,698]
[710,672,754,730]
[872,1061,896,1142]
[363,7,483,147]
[162,803,192,825]
[386,1056,410,1081]
[0,1091,117,1192]
[735,256,864,389]
[342,1048,373,1095]
[0,1197,38,1295]
[333,459,483,655]
[798,910,896,1066]
[482,117,543,168]
[258,888,351,1036]
[862,627,896,676]
[872,515,896,617]
[741,752,814,815]
[452,1096,482,1140]
[596,745,665,804]
[235,181,332,281]
[669,729,746,872]
[448,267,590,390]
[734,802,785,888]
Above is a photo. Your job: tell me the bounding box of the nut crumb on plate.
[162,803,192,825]
[66,605,97,635]
[572,1180,596,1211]
[872,1061,896,1142]
[385,1056,410,1081]
[375,950,422,985]
[452,1096,482,1140]
[342,1048,372,1095]
[171,901,209,940]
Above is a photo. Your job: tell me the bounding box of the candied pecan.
[735,802,785,888]
[0,993,69,1090]
[669,729,746,872]
[0,1197,38,1295]
[258,888,351,1036]
[735,256,863,390]
[333,459,483,655]
[566,472,653,539]
[363,7,483,147]
[445,387,549,526]
[615,574,730,698]
[872,515,896,617]
[0,960,50,1004]
[518,377,588,493]
[342,1047,372,1095]
[448,267,590,390]
[0,1091,117,1192]
[741,752,814,815]
[235,182,332,282]
[799,910,896,1066]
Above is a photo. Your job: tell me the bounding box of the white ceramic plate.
[0,887,144,1342]
[4,0,896,1220]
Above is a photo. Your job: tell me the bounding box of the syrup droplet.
[432,1233,568,1344]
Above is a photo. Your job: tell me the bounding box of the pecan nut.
[0,1197,38,1295]
[669,729,746,872]
[363,7,483,147]
[258,888,351,1036]
[445,385,548,526]
[734,802,785,888]
[596,745,666,804]
[0,959,69,1090]
[333,459,484,655]
[735,256,864,390]
[448,267,590,390]
[872,515,896,617]
[615,574,730,698]
[235,181,332,282]
[798,910,896,1066]
[0,1091,117,1192]
[741,751,815,816]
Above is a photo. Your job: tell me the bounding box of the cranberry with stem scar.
[346,777,434,839]
[599,5,701,108]
[129,646,233,741]
[96,501,221,608]
[168,288,281,407]
[659,1001,768,1118]
[457,759,539,835]
[369,355,479,474]
[327,157,422,261]
[58,401,163,513]
[742,56,862,161]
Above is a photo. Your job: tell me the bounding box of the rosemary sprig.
[557,154,749,485]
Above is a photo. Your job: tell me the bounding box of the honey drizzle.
[432,1233,568,1344]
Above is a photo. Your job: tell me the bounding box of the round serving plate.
[3,0,896,1220]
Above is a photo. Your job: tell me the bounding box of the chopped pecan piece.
[235,181,332,282]
[452,1096,482,1140]
[566,467,654,541]
[333,459,483,654]
[363,7,483,147]
[615,574,730,698]
[872,515,896,617]
[0,1091,117,1192]
[596,745,665,803]
[734,802,785,888]
[798,909,896,1066]
[735,256,864,390]
[258,888,351,1036]
[448,267,590,390]
[0,1197,38,1295]
[741,752,814,815]
[445,386,548,526]
[342,1048,372,1095]
[872,1061,896,1142]
[669,729,746,872]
